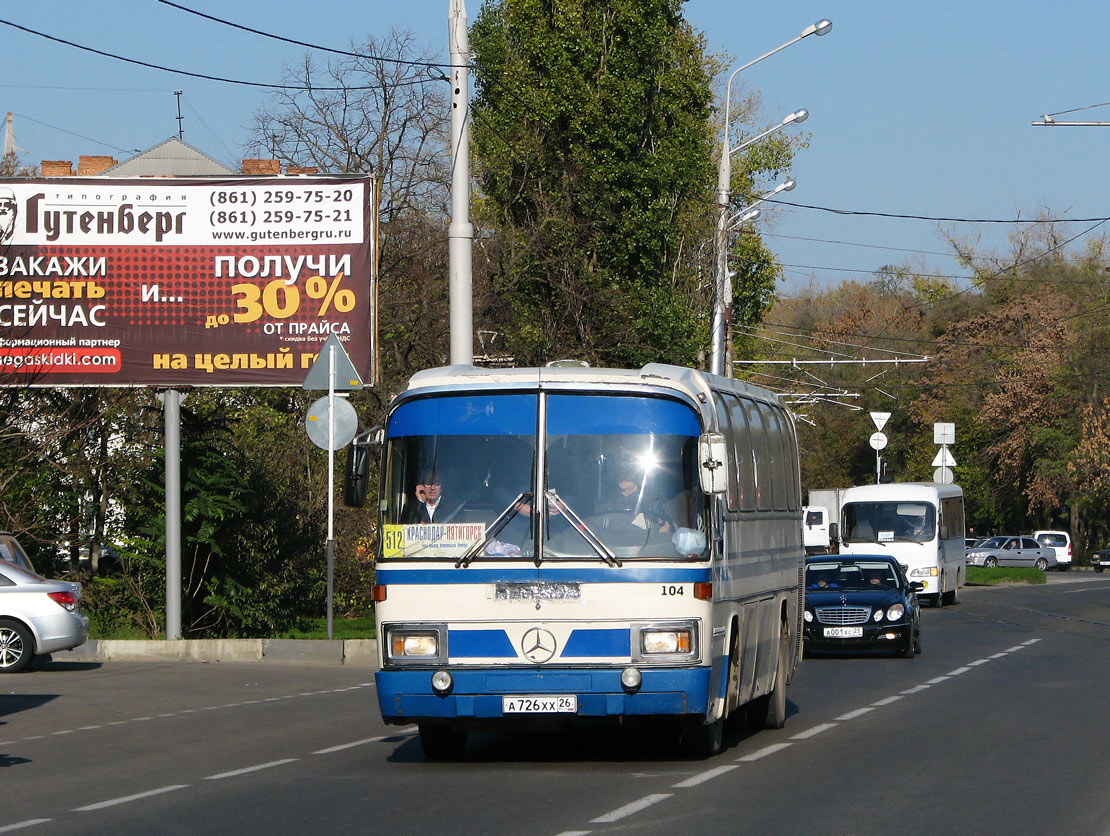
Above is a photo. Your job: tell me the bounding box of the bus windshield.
[842,500,936,544]
[381,392,706,561]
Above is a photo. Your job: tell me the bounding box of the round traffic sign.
[305,396,358,450]
[869,431,888,450]
[934,466,954,484]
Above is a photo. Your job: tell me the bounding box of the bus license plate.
[823,626,863,638]
[503,695,578,714]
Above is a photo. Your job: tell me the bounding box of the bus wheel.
[683,715,724,758]
[942,583,958,605]
[932,591,944,608]
[751,629,789,730]
[724,630,743,730]
[418,724,467,761]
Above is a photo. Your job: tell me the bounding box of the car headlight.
[804,610,813,622]
[633,621,698,662]
[384,623,446,665]
[885,603,906,621]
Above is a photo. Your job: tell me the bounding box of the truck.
[803,489,848,555]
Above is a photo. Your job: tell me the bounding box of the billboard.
[0,176,375,386]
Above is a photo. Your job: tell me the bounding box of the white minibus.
[837,482,965,607]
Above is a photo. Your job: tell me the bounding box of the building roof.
[100,137,236,177]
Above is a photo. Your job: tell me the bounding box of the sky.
[3,0,1108,299]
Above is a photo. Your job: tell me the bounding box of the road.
[2,574,1108,835]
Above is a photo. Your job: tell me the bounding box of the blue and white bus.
[837,482,965,607]
[350,362,804,758]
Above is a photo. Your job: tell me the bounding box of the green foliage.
[471,0,715,367]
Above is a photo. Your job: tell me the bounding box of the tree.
[470,0,717,367]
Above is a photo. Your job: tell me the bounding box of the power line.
[156,0,454,71]
[10,111,141,154]
[0,18,437,91]
[769,197,1110,225]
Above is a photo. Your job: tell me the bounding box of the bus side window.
[760,403,789,511]
[714,396,739,513]
[728,396,755,511]
[744,398,771,511]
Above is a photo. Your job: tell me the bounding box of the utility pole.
[174,91,184,140]
[448,0,474,365]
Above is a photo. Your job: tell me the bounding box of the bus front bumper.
[376,666,711,723]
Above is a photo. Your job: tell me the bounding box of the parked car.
[0,560,89,673]
[0,531,36,573]
[1032,530,1072,571]
[803,555,923,657]
[1091,549,1110,573]
[965,536,1057,570]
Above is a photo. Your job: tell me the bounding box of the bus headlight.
[909,566,938,578]
[384,623,447,665]
[633,621,698,663]
[431,670,454,695]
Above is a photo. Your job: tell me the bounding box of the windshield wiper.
[456,492,529,568]
[546,490,621,568]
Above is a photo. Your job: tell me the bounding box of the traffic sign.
[302,333,365,391]
[934,466,954,484]
[934,422,955,445]
[305,396,358,450]
[931,448,957,467]
[870,412,891,432]
[869,431,888,450]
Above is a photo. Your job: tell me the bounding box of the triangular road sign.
[931,447,957,467]
[870,411,891,432]
[302,333,365,390]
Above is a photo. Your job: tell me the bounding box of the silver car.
[0,560,89,673]
[965,536,1057,570]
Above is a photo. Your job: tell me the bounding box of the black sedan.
[803,555,923,658]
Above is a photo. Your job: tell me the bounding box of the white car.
[1032,530,1072,571]
[0,560,89,673]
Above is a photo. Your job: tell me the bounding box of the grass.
[276,617,377,640]
[90,617,377,641]
[965,566,1046,586]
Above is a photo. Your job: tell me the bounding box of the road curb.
[52,638,379,667]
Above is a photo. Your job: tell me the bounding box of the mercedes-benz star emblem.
[521,627,557,664]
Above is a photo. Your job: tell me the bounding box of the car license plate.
[502,695,577,714]
[823,626,863,638]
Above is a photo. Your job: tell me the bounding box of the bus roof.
[401,363,783,409]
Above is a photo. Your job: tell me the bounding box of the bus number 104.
[661,585,685,596]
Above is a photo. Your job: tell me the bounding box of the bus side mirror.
[698,432,728,495]
[343,426,383,508]
[829,522,839,542]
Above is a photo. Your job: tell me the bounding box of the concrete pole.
[448,0,474,365]
[164,389,181,640]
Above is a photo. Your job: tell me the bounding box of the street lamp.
[727,179,795,230]
[709,19,832,377]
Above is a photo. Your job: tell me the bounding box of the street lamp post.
[709,19,832,377]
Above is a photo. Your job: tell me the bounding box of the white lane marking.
[968,658,990,666]
[738,742,793,761]
[947,666,971,676]
[313,730,417,755]
[1003,645,1026,653]
[836,706,875,721]
[926,676,949,685]
[2,682,375,747]
[791,723,836,740]
[673,765,739,787]
[901,685,931,694]
[1023,639,1040,645]
[0,820,52,833]
[988,652,1009,659]
[204,758,299,780]
[73,785,189,812]
[872,695,903,706]
[590,794,672,823]
[552,832,592,836]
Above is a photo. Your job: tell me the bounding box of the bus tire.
[724,628,743,730]
[418,724,467,761]
[942,582,958,606]
[751,629,788,730]
[684,715,724,758]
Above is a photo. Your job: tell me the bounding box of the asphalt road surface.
[2,573,1108,836]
